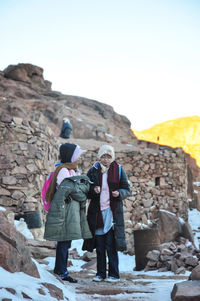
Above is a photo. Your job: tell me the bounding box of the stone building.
[0,117,189,253]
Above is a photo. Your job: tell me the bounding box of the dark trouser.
[95,229,119,279]
[54,240,71,279]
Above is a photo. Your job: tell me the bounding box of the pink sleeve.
[57,168,71,186]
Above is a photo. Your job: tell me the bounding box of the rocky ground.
[62,270,188,301]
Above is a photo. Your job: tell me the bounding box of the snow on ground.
[0,261,76,301]
[188,208,200,248]
[0,207,200,300]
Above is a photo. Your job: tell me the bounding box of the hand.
[112,190,119,197]
[94,186,100,194]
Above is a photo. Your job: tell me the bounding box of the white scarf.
[100,162,110,174]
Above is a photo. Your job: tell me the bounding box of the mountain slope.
[134,116,200,167]
[0,63,136,147]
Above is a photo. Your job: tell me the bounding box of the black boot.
[62,276,78,283]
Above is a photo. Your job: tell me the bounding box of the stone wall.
[0,118,189,253]
[0,117,58,215]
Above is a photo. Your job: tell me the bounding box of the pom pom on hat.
[97,145,115,161]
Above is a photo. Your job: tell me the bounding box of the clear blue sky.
[1,0,200,130]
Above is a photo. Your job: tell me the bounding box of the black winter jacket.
[82,161,130,252]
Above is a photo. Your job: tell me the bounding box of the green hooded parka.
[44,175,92,241]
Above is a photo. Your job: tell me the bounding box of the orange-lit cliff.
[133,116,200,167]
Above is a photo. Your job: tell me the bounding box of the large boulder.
[189,265,200,280]
[158,210,194,244]
[3,63,51,90]
[171,280,200,300]
[0,211,40,278]
[158,210,181,243]
[27,239,56,259]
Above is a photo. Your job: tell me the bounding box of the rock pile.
[145,237,200,274]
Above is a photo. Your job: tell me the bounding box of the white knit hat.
[63,117,70,123]
[97,145,115,161]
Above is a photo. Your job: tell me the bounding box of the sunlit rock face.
[133,116,200,167]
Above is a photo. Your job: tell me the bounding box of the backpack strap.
[119,164,122,181]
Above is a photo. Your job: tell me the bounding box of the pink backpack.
[42,171,55,212]
[42,168,73,211]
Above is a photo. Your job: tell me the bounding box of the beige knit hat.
[97,144,115,161]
